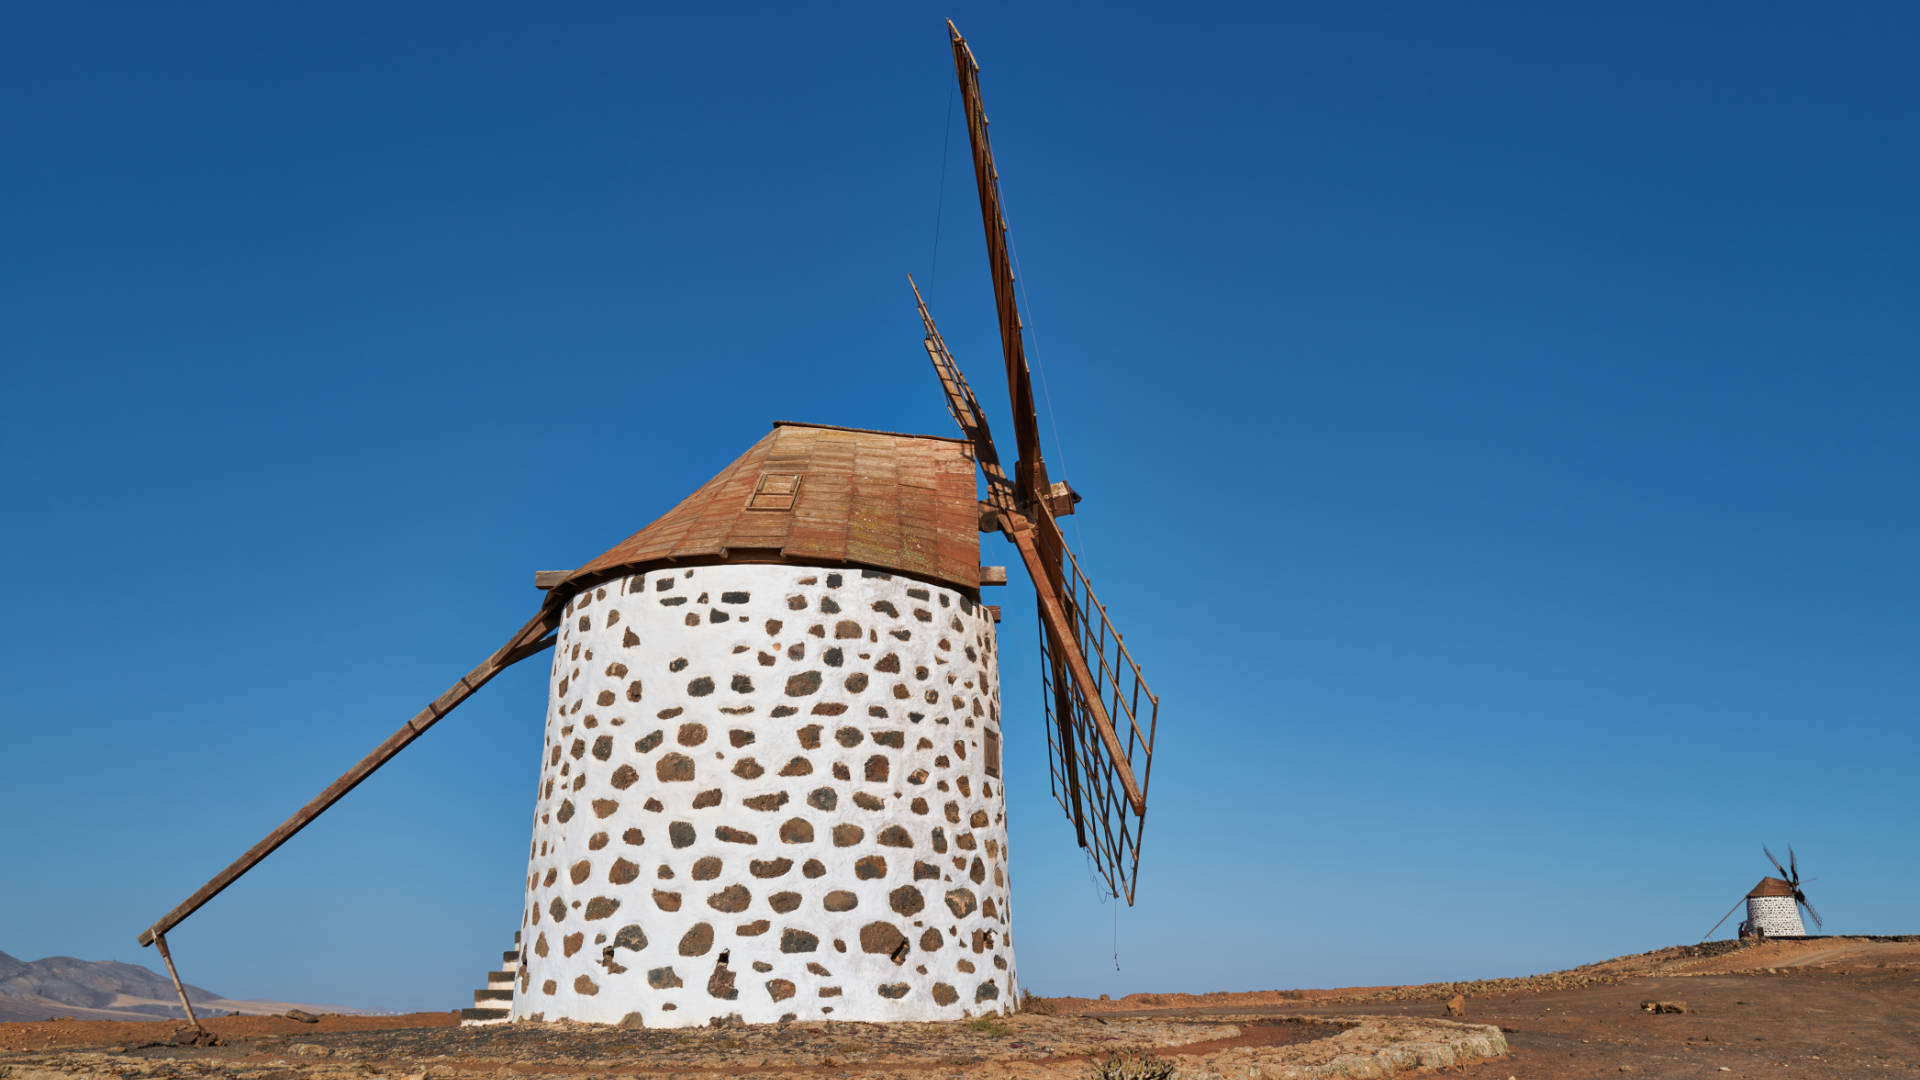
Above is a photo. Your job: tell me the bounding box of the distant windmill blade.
[1799,895,1824,929]
[1702,895,1747,941]
[1788,845,1799,882]
[1763,844,1790,881]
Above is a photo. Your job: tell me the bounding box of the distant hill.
[0,950,376,1023]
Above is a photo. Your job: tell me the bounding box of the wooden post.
[150,932,202,1031]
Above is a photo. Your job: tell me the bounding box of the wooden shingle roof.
[559,422,984,595]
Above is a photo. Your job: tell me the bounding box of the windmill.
[133,21,1160,1030]
[1703,845,1823,941]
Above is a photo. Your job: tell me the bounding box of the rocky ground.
[0,937,1912,1079]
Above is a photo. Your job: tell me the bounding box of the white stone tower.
[1742,878,1807,938]
[508,422,1016,1026]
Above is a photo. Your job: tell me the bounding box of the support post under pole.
[150,932,203,1032]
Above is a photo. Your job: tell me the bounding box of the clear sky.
[3,3,1915,1013]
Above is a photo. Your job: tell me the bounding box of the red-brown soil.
[0,1008,457,1051]
[1079,937,1920,1079]
[1,937,1913,1078]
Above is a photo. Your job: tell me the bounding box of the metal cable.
[928,80,956,298]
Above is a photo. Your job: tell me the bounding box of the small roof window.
[747,472,802,511]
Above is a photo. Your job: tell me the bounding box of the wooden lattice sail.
[1038,542,1159,902]
[913,20,1164,902]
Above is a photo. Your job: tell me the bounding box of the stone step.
[459,1006,510,1026]
[457,937,521,1025]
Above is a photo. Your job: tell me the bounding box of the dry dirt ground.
[0,938,1912,1079]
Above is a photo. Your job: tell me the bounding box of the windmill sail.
[935,20,1163,903]
[1035,518,1159,903]
[911,275,1016,513]
[914,290,1160,898]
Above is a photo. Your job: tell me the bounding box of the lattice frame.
[1037,547,1158,903]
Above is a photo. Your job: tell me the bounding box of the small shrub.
[968,1016,1013,1038]
[1088,1050,1178,1080]
[1021,991,1060,1016]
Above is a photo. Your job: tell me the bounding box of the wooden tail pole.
[1702,894,1747,942]
[150,931,202,1031]
[137,606,561,948]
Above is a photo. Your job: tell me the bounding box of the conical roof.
[1749,877,1796,898]
[557,422,984,596]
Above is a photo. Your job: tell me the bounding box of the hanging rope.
[1083,845,1120,971]
[927,80,956,299]
[1003,156,1118,976]
[1006,228,1091,568]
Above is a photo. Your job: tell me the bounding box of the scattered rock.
[1446,993,1467,1017]
[284,1009,320,1024]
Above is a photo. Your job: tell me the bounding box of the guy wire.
[927,80,956,298]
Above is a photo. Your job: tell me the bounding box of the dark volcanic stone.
[678,923,714,956]
[859,921,908,957]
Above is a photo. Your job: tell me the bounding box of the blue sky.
[3,3,1915,1012]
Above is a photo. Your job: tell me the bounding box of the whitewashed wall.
[511,563,1016,1025]
[1745,895,1805,937]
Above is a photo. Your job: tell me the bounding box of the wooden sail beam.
[931,23,1155,885]
[948,19,1048,506]
[911,275,1018,513]
[914,276,1088,844]
[910,275,987,437]
[137,605,562,948]
[1000,511,1146,816]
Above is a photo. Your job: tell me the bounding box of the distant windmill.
[1703,845,1823,941]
